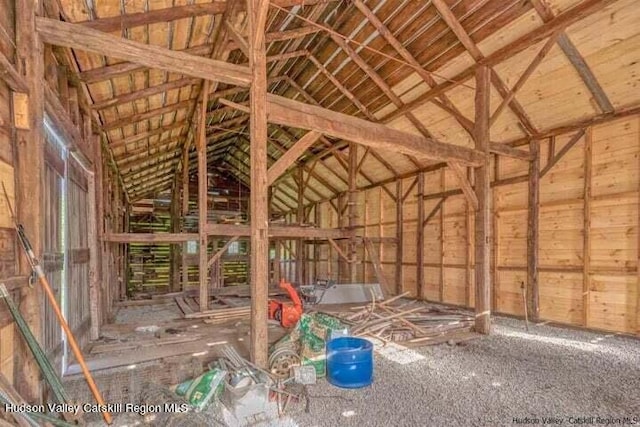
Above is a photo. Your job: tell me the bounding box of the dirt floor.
[72,303,639,427]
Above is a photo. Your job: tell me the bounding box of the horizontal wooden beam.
[106,225,353,243]
[103,99,194,131]
[79,44,213,83]
[108,121,188,149]
[228,26,321,51]
[0,50,28,92]
[79,1,337,32]
[489,142,532,161]
[264,94,484,166]
[105,233,199,243]
[92,77,200,110]
[382,0,617,123]
[36,17,252,87]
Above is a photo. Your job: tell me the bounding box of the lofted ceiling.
[48,0,640,212]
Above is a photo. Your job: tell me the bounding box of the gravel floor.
[290,317,640,427]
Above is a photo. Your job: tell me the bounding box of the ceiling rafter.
[381,0,616,125]
[429,0,538,135]
[528,0,614,114]
[351,0,476,136]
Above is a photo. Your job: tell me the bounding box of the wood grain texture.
[36,18,252,87]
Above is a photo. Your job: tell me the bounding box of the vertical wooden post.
[170,170,181,292]
[87,150,100,340]
[395,179,403,295]
[527,139,540,321]
[348,143,358,283]
[637,117,640,335]
[474,65,491,335]
[583,127,592,328]
[248,0,270,367]
[198,81,210,311]
[296,166,305,285]
[14,0,45,402]
[467,167,474,308]
[439,169,445,302]
[182,143,190,289]
[416,172,425,299]
[94,136,106,324]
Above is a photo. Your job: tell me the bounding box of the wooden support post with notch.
[198,81,210,312]
[583,127,593,328]
[474,66,492,335]
[416,172,425,299]
[248,0,270,368]
[14,0,45,402]
[527,139,540,321]
[395,180,403,295]
[348,143,358,283]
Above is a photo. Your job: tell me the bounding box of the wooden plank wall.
[315,116,640,335]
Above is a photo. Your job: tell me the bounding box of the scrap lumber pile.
[334,292,474,345]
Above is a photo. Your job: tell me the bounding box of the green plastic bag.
[172,368,227,411]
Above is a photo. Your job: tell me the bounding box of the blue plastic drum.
[326,337,373,388]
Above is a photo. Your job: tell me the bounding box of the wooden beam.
[80,3,228,32]
[267,131,322,185]
[296,167,306,285]
[43,84,92,163]
[0,49,28,92]
[489,142,533,161]
[225,20,249,57]
[416,172,425,299]
[109,121,188,149]
[102,99,194,131]
[207,236,240,267]
[527,139,540,321]
[92,77,199,110]
[88,141,100,340]
[36,17,252,87]
[348,143,358,283]
[382,0,616,124]
[329,34,432,166]
[249,0,270,368]
[430,0,537,134]
[14,0,44,401]
[583,127,593,327]
[265,94,485,166]
[540,129,585,177]
[395,180,403,295]
[423,198,445,229]
[448,161,479,210]
[474,65,491,335]
[228,25,322,51]
[530,0,614,114]
[198,81,211,312]
[351,0,473,138]
[104,233,200,243]
[79,44,212,83]
[490,33,558,125]
[79,1,336,32]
